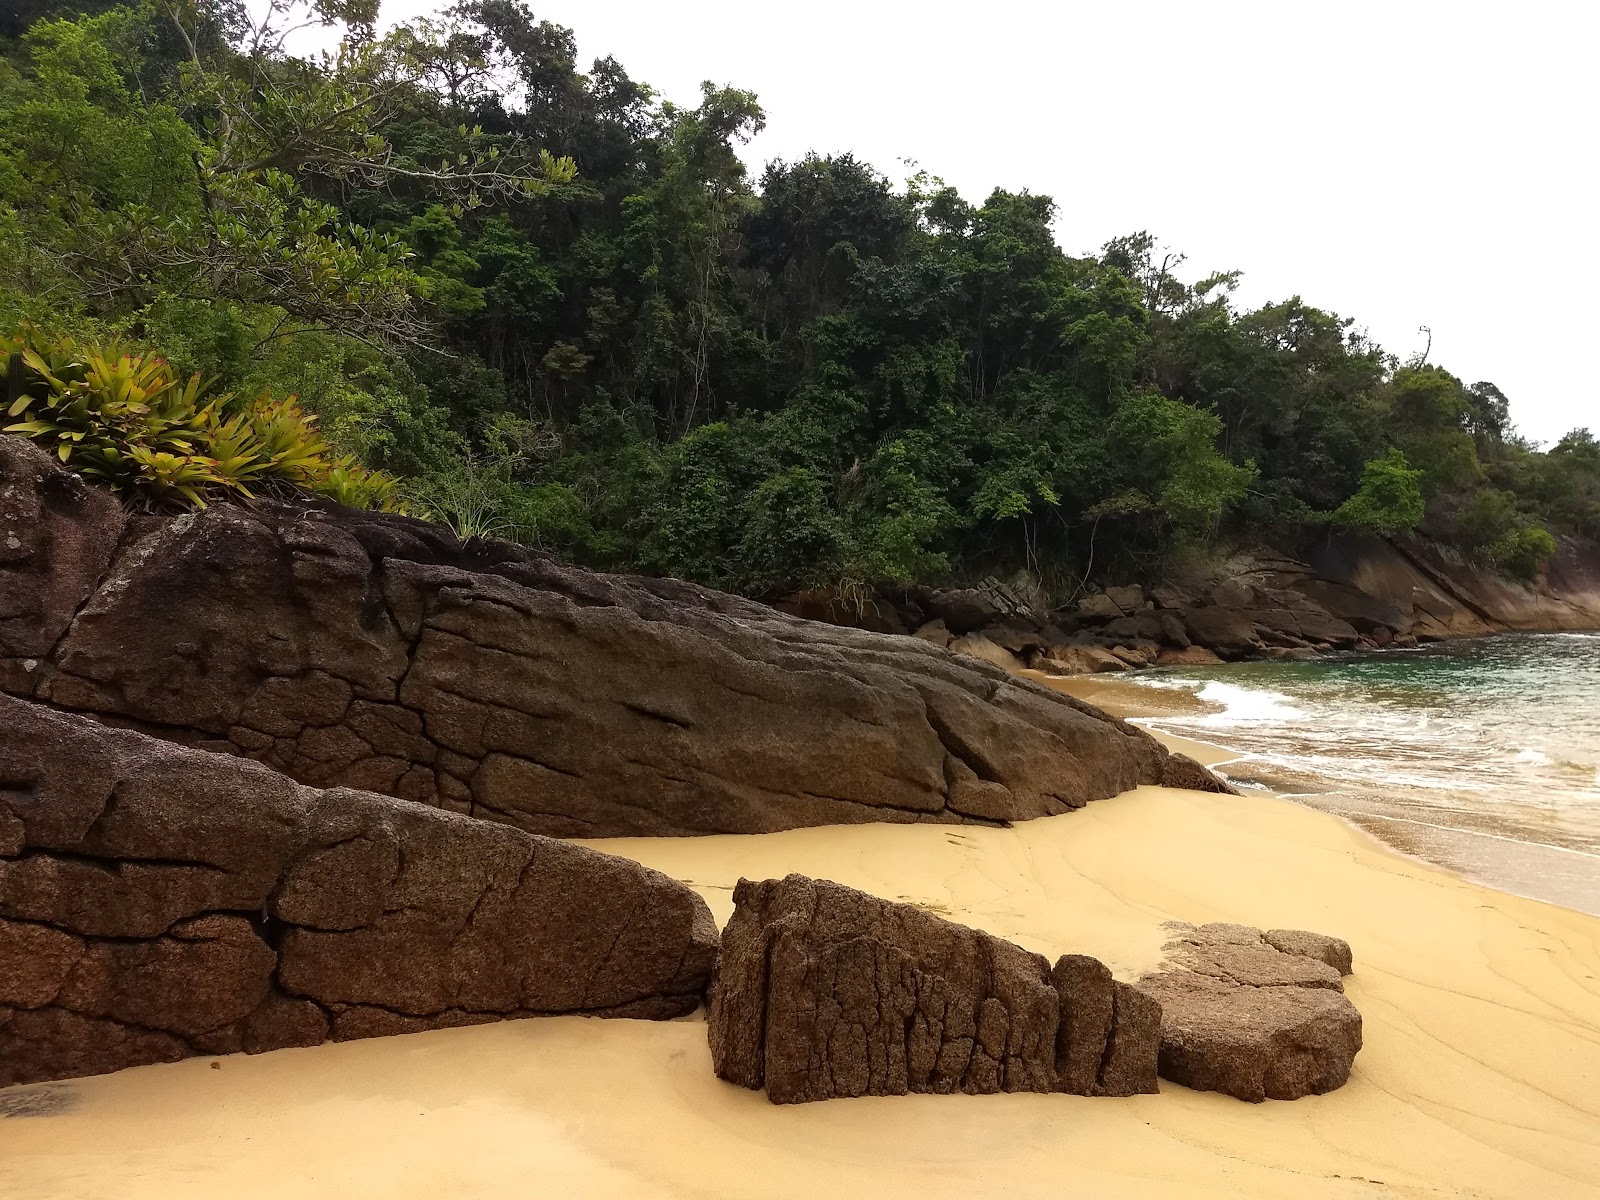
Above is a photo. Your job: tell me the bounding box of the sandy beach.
[3,697,1599,1198]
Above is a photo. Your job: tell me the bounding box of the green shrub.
[2,328,402,510]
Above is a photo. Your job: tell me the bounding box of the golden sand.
[3,712,1598,1197]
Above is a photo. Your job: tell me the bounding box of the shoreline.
[1034,661,1600,919]
[5,740,1600,1194]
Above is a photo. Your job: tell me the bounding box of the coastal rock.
[920,587,1013,634]
[0,437,127,697]
[1072,592,1126,620]
[0,435,1227,837]
[1183,607,1259,658]
[948,632,1027,672]
[1137,922,1362,1102]
[706,874,1159,1103]
[1035,645,1127,675]
[1160,754,1237,794]
[772,587,906,635]
[0,696,718,1088]
[1156,646,1223,667]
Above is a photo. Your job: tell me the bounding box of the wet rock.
[707,875,1159,1103]
[0,696,719,1088]
[1137,922,1362,1102]
[0,436,1228,835]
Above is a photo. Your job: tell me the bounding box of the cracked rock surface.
[0,435,1229,838]
[0,695,718,1088]
[706,874,1159,1103]
[1137,922,1362,1102]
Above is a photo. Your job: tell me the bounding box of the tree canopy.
[2,0,1593,590]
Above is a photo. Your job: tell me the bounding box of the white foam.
[1185,680,1308,726]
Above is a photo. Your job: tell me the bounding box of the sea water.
[1136,633,1600,915]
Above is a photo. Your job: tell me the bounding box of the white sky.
[374,0,1597,445]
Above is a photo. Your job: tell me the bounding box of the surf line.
[1348,812,1600,857]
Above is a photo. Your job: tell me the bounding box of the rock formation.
[0,695,718,1088]
[706,874,1159,1103]
[784,536,1600,675]
[0,434,1230,838]
[1137,922,1362,1102]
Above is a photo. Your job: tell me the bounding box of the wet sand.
[4,774,1599,1198]
[1044,667,1600,917]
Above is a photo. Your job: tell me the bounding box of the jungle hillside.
[3,0,1597,602]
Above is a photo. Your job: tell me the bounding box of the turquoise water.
[1136,633,1600,915]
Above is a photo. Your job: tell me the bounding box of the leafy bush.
[1333,448,1425,535]
[2,329,401,510]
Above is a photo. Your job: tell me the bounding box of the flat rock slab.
[0,696,718,1089]
[0,434,1232,838]
[1137,922,1362,1102]
[706,874,1159,1103]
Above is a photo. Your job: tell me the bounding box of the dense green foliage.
[3,2,1595,590]
[3,327,401,507]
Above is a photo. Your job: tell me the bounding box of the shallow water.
[1136,632,1600,915]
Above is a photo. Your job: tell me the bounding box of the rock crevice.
[1,435,1229,837]
[0,695,719,1088]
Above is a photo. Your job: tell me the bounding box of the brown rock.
[1160,754,1238,795]
[0,436,1228,836]
[948,632,1027,673]
[1183,607,1259,657]
[1104,585,1146,613]
[1073,592,1126,620]
[1038,645,1127,675]
[772,587,906,635]
[0,696,719,1088]
[0,437,127,696]
[1138,922,1362,1102]
[706,875,1158,1103]
[913,619,952,648]
[1108,642,1159,668]
[1156,646,1223,667]
[1264,929,1354,976]
[1051,954,1160,1096]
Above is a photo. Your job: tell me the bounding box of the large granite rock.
[0,435,1227,837]
[1137,922,1362,1102]
[706,874,1159,1103]
[0,696,718,1088]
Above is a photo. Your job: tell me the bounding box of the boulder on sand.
[706,874,1160,1103]
[1137,922,1362,1102]
[0,434,1230,838]
[0,696,718,1088]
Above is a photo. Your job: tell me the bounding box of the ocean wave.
[1183,680,1307,726]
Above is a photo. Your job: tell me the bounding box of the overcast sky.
[376,0,1595,445]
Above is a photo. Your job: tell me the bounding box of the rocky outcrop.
[0,435,1228,838]
[0,695,718,1088]
[798,533,1600,676]
[1137,922,1362,1102]
[706,874,1159,1103]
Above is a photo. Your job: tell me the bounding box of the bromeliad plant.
[2,329,402,511]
